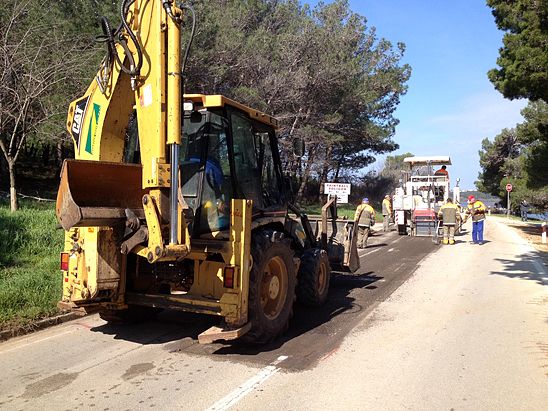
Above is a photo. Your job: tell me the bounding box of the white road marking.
[206,355,288,411]
[0,329,74,355]
[359,247,382,256]
[390,235,406,245]
[387,248,395,253]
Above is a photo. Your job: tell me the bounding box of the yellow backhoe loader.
[57,0,359,344]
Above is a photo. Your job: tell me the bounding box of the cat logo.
[84,103,101,155]
[70,96,90,150]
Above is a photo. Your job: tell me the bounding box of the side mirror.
[292,138,305,157]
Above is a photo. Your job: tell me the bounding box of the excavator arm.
[58,0,189,262]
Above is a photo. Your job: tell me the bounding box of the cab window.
[230,112,261,206]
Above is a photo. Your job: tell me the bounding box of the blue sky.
[307,0,527,190]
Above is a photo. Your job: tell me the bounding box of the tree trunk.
[296,148,315,204]
[42,144,50,166]
[56,141,62,166]
[317,146,333,203]
[0,155,6,190]
[8,161,18,212]
[334,160,341,181]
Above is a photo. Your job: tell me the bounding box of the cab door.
[180,111,233,236]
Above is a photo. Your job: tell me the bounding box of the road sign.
[324,183,351,196]
[506,183,513,192]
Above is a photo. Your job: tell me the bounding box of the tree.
[0,0,109,210]
[379,152,414,180]
[516,100,548,189]
[184,0,410,203]
[476,101,548,209]
[0,0,410,207]
[487,0,548,101]
[476,128,521,196]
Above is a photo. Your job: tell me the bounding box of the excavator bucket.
[306,197,360,273]
[56,160,146,230]
[312,217,360,273]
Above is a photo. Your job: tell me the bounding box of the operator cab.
[179,95,285,237]
[403,156,452,208]
[122,94,286,238]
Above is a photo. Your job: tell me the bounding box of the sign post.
[324,183,351,204]
[506,183,513,219]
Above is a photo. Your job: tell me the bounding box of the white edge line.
[206,355,287,411]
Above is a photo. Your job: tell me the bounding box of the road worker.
[465,195,487,244]
[520,200,530,222]
[438,198,459,244]
[382,194,392,232]
[354,197,375,248]
[434,165,449,179]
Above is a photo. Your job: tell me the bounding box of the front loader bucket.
[56,160,146,230]
[307,217,360,273]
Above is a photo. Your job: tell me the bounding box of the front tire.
[243,230,296,344]
[297,248,331,306]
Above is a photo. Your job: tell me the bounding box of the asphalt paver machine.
[392,156,460,237]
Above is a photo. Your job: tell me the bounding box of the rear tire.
[242,230,296,344]
[398,224,406,235]
[297,248,331,306]
[99,305,161,325]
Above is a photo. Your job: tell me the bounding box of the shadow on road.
[490,250,547,286]
[90,311,218,345]
[89,271,384,355]
[508,222,544,237]
[213,271,382,355]
[363,243,388,249]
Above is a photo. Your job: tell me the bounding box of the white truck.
[392,156,461,236]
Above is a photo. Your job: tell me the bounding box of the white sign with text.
[324,183,351,204]
[324,183,351,196]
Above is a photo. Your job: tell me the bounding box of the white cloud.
[426,90,527,141]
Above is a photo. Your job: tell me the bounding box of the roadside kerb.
[0,312,83,342]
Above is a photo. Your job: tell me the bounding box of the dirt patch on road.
[506,222,548,253]
[501,219,548,269]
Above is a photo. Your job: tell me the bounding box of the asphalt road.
[0,228,436,410]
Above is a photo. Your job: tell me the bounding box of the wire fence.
[0,191,55,202]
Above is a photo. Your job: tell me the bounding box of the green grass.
[0,199,64,330]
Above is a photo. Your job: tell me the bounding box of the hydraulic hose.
[178,2,196,91]
[118,0,142,76]
[96,0,142,85]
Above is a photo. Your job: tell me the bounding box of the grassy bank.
[0,199,63,330]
